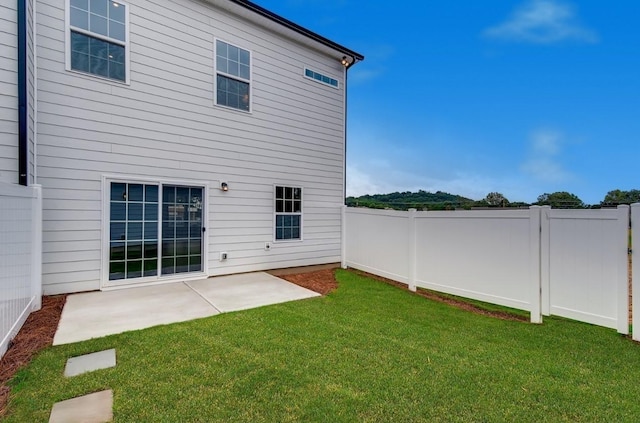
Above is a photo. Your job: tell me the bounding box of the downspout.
[17,0,28,186]
[342,56,357,204]
[32,0,37,184]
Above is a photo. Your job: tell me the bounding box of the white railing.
[344,205,630,332]
[0,182,42,358]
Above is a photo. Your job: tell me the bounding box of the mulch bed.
[279,268,339,295]
[0,268,526,416]
[0,295,66,417]
[349,269,529,322]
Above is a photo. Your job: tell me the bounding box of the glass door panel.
[109,183,159,281]
[161,185,203,275]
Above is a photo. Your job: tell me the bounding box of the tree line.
[346,189,640,211]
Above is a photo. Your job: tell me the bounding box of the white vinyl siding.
[35,0,346,294]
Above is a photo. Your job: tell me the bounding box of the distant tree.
[536,191,585,209]
[485,192,509,207]
[602,189,640,206]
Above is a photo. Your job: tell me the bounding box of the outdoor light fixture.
[220,182,229,191]
[341,56,350,67]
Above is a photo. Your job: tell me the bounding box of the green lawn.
[6,269,640,422]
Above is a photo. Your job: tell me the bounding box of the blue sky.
[257,0,639,205]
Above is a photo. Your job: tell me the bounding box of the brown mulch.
[349,269,529,322]
[0,295,66,417]
[279,268,339,295]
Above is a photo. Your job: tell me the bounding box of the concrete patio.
[53,272,320,345]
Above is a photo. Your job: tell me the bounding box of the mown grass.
[6,269,640,422]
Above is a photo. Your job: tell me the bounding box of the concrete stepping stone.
[64,349,116,377]
[49,389,113,423]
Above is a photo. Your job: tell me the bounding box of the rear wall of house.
[36,0,346,294]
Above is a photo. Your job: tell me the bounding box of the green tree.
[485,192,509,207]
[602,189,640,205]
[536,192,585,209]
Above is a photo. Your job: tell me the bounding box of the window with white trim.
[215,39,251,111]
[275,186,302,241]
[67,0,128,82]
[304,68,339,88]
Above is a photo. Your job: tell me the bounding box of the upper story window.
[66,0,129,83]
[215,40,251,112]
[304,68,339,89]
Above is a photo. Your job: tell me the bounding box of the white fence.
[541,207,629,332]
[633,204,640,342]
[0,183,42,358]
[343,205,630,333]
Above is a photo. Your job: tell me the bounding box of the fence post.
[31,185,42,310]
[616,205,630,334]
[341,205,347,269]
[632,204,640,341]
[539,206,551,316]
[408,209,417,292]
[529,206,542,323]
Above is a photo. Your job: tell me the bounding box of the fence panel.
[414,208,539,314]
[541,206,628,333]
[632,204,640,341]
[0,183,42,358]
[344,208,411,283]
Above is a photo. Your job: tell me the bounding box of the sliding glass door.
[161,185,203,275]
[109,182,203,283]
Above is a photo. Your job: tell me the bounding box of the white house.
[1,0,364,295]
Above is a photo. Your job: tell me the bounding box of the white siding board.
[43,229,100,242]
[43,250,100,264]
[44,210,101,222]
[36,91,343,154]
[43,240,100,254]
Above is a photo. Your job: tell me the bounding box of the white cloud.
[347,164,504,201]
[346,165,386,197]
[521,130,573,183]
[484,0,598,44]
[531,129,561,155]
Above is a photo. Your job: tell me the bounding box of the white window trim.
[214,37,253,113]
[303,67,340,89]
[100,175,209,289]
[273,184,304,243]
[65,0,131,84]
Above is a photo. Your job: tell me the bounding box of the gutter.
[17,0,28,186]
[229,0,364,62]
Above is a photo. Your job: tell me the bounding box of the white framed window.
[215,39,251,112]
[66,0,130,83]
[304,68,339,89]
[274,186,302,241]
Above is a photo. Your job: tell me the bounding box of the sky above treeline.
[257,0,639,205]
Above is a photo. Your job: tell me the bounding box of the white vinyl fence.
[0,183,42,358]
[343,205,630,333]
[633,204,640,342]
[541,207,629,333]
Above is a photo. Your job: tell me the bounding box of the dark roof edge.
[229,0,364,62]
